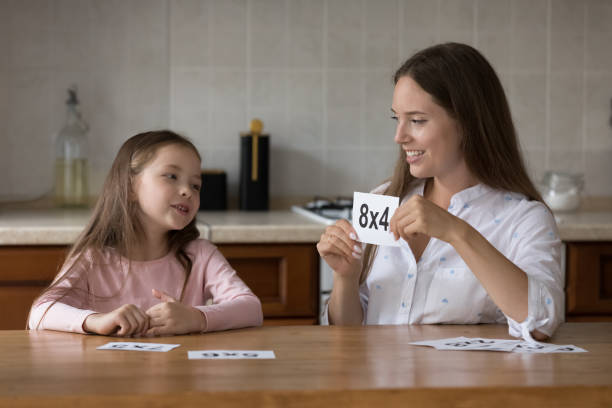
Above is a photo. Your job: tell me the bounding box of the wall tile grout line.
[582,0,588,177]
[544,0,551,172]
[322,0,329,195]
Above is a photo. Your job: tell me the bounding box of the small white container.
[540,172,584,212]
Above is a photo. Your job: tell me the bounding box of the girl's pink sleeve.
[28,255,96,333]
[29,301,97,333]
[194,247,263,332]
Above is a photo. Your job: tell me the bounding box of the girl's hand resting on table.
[390,195,465,244]
[144,289,206,336]
[316,219,363,282]
[82,304,149,337]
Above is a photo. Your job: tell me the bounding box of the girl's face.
[391,76,466,181]
[133,144,201,236]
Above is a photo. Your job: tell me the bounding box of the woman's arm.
[451,218,556,340]
[450,220,529,323]
[328,273,364,325]
[390,195,554,340]
[317,219,364,325]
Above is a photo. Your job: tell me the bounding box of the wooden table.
[1,323,611,407]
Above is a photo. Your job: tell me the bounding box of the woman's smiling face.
[391,75,466,181]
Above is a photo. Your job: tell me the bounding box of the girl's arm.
[29,301,97,333]
[83,304,149,336]
[197,247,263,332]
[31,301,149,337]
[144,245,263,336]
[29,258,95,333]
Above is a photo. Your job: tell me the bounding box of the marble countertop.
[554,211,612,241]
[0,208,611,245]
[199,211,325,243]
[0,209,324,245]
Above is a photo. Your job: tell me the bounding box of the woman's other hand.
[144,289,206,336]
[83,304,149,337]
[390,195,466,244]
[316,219,363,282]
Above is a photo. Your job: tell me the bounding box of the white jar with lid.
[539,171,584,212]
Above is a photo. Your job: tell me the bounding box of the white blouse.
[322,179,564,340]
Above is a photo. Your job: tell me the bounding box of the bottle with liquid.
[54,87,89,207]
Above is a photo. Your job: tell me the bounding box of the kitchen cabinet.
[565,242,612,321]
[0,246,66,330]
[5,240,612,329]
[0,244,319,330]
[216,243,319,324]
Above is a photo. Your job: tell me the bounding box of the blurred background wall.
[0,0,611,202]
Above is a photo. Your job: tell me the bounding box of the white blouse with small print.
[321,179,564,340]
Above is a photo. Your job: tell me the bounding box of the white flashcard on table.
[97,342,180,352]
[352,192,400,247]
[512,342,587,354]
[434,337,519,352]
[409,337,587,353]
[188,350,276,360]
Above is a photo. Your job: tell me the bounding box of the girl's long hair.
[360,42,544,284]
[28,130,201,328]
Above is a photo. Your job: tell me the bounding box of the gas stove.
[291,196,353,225]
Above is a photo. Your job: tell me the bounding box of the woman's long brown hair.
[28,130,201,328]
[360,42,544,284]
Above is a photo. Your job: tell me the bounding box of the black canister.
[239,120,269,210]
[199,169,227,211]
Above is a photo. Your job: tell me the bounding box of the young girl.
[317,43,563,343]
[29,130,263,336]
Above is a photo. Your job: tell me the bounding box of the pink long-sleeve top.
[29,239,263,334]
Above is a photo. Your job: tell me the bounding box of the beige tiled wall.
[0,0,611,201]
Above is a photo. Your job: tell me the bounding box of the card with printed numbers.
[352,192,400,247]
[188,350,276,360]
[409,337,587,353]
[434,337,519,352]
[97,342,180,352]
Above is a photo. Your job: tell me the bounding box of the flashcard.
[409,336,470,348]
[409,336,516,351]
[188,350,276,360]
[551,344,588,353]
[97,342,180,352]
[352,192,400,247]
[512,342,587,354]
[435,337,519,352]
[409,337,588,353]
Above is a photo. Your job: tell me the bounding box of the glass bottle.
[54,87,89,207]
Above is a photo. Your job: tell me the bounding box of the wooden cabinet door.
[217,244,319,321]
[0,246,67,329]
[566,242,612,320]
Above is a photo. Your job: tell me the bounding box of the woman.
[317,43,563,342]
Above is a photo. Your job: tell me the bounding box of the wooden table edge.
[3,385,611,408]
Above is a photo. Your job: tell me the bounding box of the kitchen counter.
[1,207,612,245]
[555,211,612,241]
[199,211,324,243]
[0,209,324,245]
